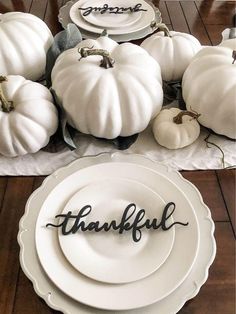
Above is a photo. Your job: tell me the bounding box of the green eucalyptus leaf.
[46,23,82,87]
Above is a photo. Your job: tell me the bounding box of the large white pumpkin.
[141,26,201,81]
[0,75,58,157]
[182,46,236,139]
[0,12,53,81]
[52,36,163,139]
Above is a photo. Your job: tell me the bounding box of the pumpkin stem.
[157,23,172,37]
[232,50,236,64]
[173,110,200,124]
[0,76,14,113]
[78,47,115,69]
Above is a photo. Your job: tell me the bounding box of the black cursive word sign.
[46,202,188,242]
[78,3,147,16]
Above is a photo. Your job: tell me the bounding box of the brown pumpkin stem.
[0,76,14,113]
[78,47,115,69]
[157,23,172,37]
[173,110,200,124]
[232,50,236,64]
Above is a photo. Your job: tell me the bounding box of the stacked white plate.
[59,0,162,42]
[18,153,216,314]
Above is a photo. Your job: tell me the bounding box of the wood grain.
[0,178,34,314]
[216,170,236,236]
[181,171,229,222]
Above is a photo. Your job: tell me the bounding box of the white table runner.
[0,122,235,176]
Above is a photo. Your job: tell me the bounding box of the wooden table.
[0,1,235,313]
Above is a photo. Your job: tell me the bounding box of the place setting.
[18,153,216,313]
[59,0,162,41]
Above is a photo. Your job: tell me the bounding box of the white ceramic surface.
[58,178,175,284]
[18,153,216,314]
[35,161,199,310]
[69,0,155,35]
[80,0,143,29]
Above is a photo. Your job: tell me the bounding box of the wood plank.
[0,178,34,314]
[181,171,229,222]
[180,222,235,314]
[181,1,211,45]
[216,169,236,236]
[13,176,52,314]
[166,1,190,33]
[44,0,63,35]
[13,270,57,314]
[0,0,32,12]
[158,1,171,25]
[195,1,236,25]
[29,0,48,20]
[0,178,7,214]
[205,24,233,46]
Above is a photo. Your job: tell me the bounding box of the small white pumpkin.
[182,46,236,139]
[152,108,200,149]
[141,24,201,81]
[0,75,58,157]
[0,12,53,81]
[219,38,236,50]
[52,36,163,139]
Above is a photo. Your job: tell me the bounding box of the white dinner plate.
[69,0,155,35]
[18,153,216,314]
[35,161,199,310]
[58,178,175,284]
[81,0,143,29]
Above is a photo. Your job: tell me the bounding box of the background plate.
[69,0,155,35]
[59,0,162,42]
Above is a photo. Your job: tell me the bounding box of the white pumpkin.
[141,24,201,81]
[0,75,58,157]
[152,108,200,149]
[219,38,236,50]
[0,12,53,81]
[182,46,236,139]
[52,36,163,139]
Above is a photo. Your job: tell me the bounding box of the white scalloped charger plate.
[35,161,199,310]
[18,153,216,314]
[58,178,175,284]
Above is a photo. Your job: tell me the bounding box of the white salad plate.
[69,0,155,35]
[79,0,143,29]
[18,153,216,314]
[35,160,199,310]
[59,0,162,42]
[58,178,175,284]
